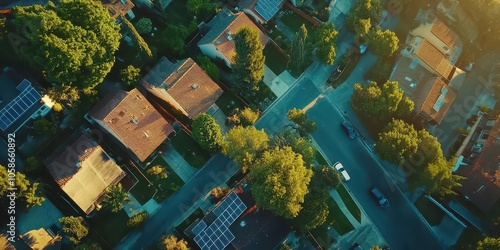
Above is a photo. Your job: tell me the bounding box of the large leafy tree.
[101,183,130,213]
[287,108,317,137]
[223,126,269,172]
[233,26,265,91]
[477,237,500,250]
[186,0,216,15]
[290,24,309,72]
[0,165,45,209]
[271,130,317,167]
[44,84,80,107]
[122,17,152,58]
[156,24,188,57]
[192,114,224,152]
[292,187,329,230]
[315,22,338,65]
[354,18,372,43]
[345,0,382,31]
[59,216,89,245]
[120,65,141,87]
[13,0,121,90]
[367,27,399,57]
[158,235,188,250]
[249,147,312,219]
[313,166,342,189]
[197,55,220,80]
[374,119,419,165]
[134,18,152,34]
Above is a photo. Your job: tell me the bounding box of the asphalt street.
[116,154,238,250]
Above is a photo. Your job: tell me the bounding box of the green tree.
[122,17,152,58]
[25,156,42,174]
[233,26,265,91]
[0,17,6,41]
[135,18,152,34]
[367,27,399,57]
[0,165,45,208]
[366,56,395,84]
[59,216,89,245]
[52,103,63,112]
[375,119,419,164]
[157,24,188,57]
[249,147,313,219]
[315,23,338,65]
[345,0,382,31]
[287,108,317,137]
[158,235,188,250]
[313,166,341,188]
[223,126,269,172]
[354,18,372,43]
[101,183,130,213]
[238,107,260,126]
[75,240,103,250]
[186,0,216,15]
[292,187,329,230]
[44,84,80,107]
[147,165,168,179]
[271,130,317,167]
[33,118,57,136]
[126,211,148,228]
[197,55,220,80]
[477,237,500,250]
[290,24,308,72]
[192,114,224,152]
[120,65,141,86]
[13,0,121,90]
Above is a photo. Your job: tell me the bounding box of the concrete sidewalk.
[160,142,198,182]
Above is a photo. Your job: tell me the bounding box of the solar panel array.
[0,80,42,131]
[193,192,247,250]
[254,0,284,22]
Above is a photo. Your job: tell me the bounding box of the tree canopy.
[315,23,338,65]
[135,18,152,34]
[159,235,188,250]
[351,81,414,120]
[120,65,141,87]
[367,27,399,57]
[156,24,188,57]
[477,237,500,250]
[223,126,269,172]
[287,108,318,137]
[0,165,45,209]
[345,0,382,31]
[290,24,309,72]
[192,113,224,152]
[233,27,265,90]
[354,18,372,43]
[147,165,168,179]
[101,183,130,213]
[186,0,216,15]
[197,55,220,80]
[122,17,152,58]
[375,119,419,165]
[13,0,121,90]
[271,130,317,167]
[313,166,342,189]
[44,84,80,107]
[59,216,89,245]
[249,147,312,219]
[292,187,329,230]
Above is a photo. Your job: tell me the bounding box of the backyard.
[216,91,246,116]
[281,8,315,33]
[126,165,157,205]
[337,184,362,223]
[170,130,211,168]
[414,195,445,226]
[264,43,289,76]
[147,156,185,203]
[90,210,131,247]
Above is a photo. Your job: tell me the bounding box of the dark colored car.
[342,121,356,139]
[370,187,390,208]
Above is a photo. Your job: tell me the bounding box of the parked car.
[342,121,356,139]
[359,43,368,54]
[334,162,350,181]
[370,187,390,208]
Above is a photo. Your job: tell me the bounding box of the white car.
[334,162,350,181]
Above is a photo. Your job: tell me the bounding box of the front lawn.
[414,195,445,226]
[216,91,246,116]
[337,184,362,223]
[126,165,157,205]
[147,156,185,203]
[90,210,131,247]
[264,43,289,75]
[328,196,355,235]
[243,81,277,110]
[315,152,329,166]
[170,130,211,168]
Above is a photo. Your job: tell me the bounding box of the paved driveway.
[116,154,238,250]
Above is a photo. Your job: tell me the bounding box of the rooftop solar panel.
[191,220,207,235]
[0,80,42,131]
[254,0,284,22]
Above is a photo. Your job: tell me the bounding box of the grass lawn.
[147,156,185,203]
[216,91,246,116]
[90,210,131,247]
[331,52,361,88]
[414,195,445,226]
[264,44,289,75]
[281,9,314,33]
[170,130,211,168]
[337,184,362,223]
[315,152,329,166]
[328,196,355,235]
[175,208,204,236]
[126,166,157,205]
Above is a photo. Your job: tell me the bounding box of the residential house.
[141,57,223,120]
[100,0,135,21]
[239,0,285,24]
[88,88,174,162]
[436,1,478,43]
[17,199,64,250]
[186,186,290,250]
[390,57,457,125]
[0,67,54,137]
[455,114,500,213]
[198,10,269,68]
[329,0,355,29]
[45,134,126,215]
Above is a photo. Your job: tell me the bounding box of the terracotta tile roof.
[415,39,453,79]
[46,135,126,214]
[101,0,134,19]
[419,77,457,124]
[430,19,457,47]
[199,11,269,62]
[89,88,173,162]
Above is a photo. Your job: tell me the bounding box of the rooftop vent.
[191,84,198,90]
[121,0,127,4]
[410,83,417,88]
[131,119,139,124]
[240,220,246,227]
[76,162,81,168]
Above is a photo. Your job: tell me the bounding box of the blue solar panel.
[0,80,42,131]
[254,0,284,21]
[192,220,207,235]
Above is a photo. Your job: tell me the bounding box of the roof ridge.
[168,59,195,88]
